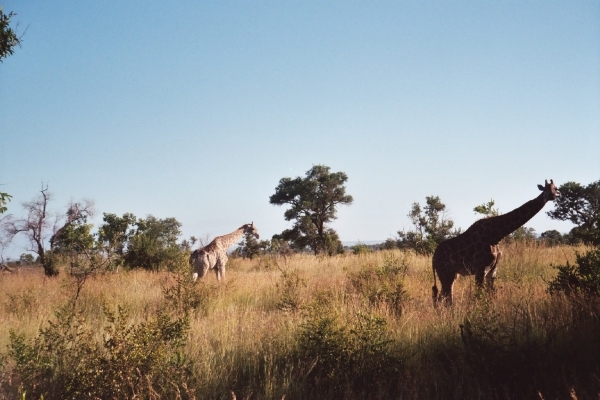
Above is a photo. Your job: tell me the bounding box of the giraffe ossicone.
[190,222,259,282]
[432,180,559,306]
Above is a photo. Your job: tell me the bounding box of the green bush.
[547,247,600,296]
[347,254,408,316]
[7,304,194,400]
[276,267,306,311]
[4,267,198,400]
[351,243,371,255]
[295,293,403,398]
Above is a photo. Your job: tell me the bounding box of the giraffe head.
[537,179,560,202]
[243,222,260,239]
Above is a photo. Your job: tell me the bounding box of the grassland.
[1,243,599,399]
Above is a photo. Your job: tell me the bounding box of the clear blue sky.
[1,1,599,258]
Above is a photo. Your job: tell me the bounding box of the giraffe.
[190,222,259,282]
[432,180,560,306]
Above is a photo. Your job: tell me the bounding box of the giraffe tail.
[432,263,439,307]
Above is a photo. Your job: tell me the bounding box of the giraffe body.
[190,223,259,282]
[432,180,559,306]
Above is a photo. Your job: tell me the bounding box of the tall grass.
[1,243,597,399]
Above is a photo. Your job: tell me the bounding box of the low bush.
[347,254,408,316]
[4,268,196,400]
[294,293,403,399]
[547,247,600,296]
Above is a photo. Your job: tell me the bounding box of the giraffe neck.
[486,192,547,243]
[217,227,246,250]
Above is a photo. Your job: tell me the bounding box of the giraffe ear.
[537,184,544,191]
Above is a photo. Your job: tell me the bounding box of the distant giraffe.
[432,180,560,306]
[190,222,259,282]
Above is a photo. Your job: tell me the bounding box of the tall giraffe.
[432,180,560,306]
[190,222,259,282]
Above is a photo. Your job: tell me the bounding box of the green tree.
[473,199,499,217]
[379,238,398,250]
[50,201,95,254]
[97,212,137,270]
[505,226,537,243]
[398,196,460,255]
[269,165,353,255]
[19,253,34,264]
[540,229,566,246]
[548,247,600,297]
[237,232,270,259]
[547,180,600,246]
[124,215,183,271]
[0,7,23,62]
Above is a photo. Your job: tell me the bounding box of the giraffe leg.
[440,279,455,306]
[475,270,485,288]
[437,270,456,306]
[219,255,228,282]
[485,250,502,291]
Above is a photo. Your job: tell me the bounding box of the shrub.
[547,247,600,296]
[7,304,194,400]
[5,266,198,399]
[276,267,306,311]
[351,243,371,255]
[347,254,408,316]
[460,296,548,396]
[295,294,403,398]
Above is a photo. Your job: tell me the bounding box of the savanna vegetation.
[1,243,599,399]
[0,174,599,399]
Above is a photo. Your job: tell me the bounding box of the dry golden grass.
[0,243,592,399]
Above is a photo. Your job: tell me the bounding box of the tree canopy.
[0,7,23,63]
[397,196,460,255]
[547,180,600,246]
[270,165,353,255]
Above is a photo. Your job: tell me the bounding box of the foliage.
[351,242,371,255]
[504,226,537,244]
[123,215,183,271]
[266,237,294,257]
[276,267,307,311]
[0,7,22,63]
[347,254,408,316]
[539,230,565,246]
[296,294,403,398]
[8,305,193,400]
[379,238,399,250]
[460,296,549,396]
[50,201,95,254]
[163,251,214,316]
[547,180,600,246]
[270,165,353,255]
[0,191,11,214]
[547,247,600,297]
[5,265,198,399]
[398,195,460,255]
[236,232,270,259]
[97,212,137,268]
[473,199,499,217]
[18,253,34,264]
